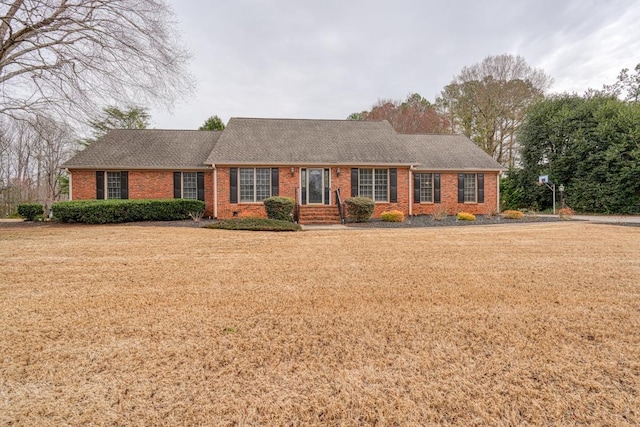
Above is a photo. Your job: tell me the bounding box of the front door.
[307,168,324,204]
[301,168,330,205]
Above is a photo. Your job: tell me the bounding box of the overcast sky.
[151,0,640,129]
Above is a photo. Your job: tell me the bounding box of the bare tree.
[437,54,552,167]
[0,116,77,215]
[348,93,451,134]
[31,116,76,212]
[0,0,194,123]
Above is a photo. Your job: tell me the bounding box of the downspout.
[496,172,500,213]
[408,166,413,217]
[213,166,218,219]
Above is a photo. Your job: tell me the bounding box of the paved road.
[540,214,640,224]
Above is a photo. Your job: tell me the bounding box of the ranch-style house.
[62,118,503,224]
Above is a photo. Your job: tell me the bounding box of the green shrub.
[344,197,375,223]
[380,210,404,222]
[52,199,205,224]
[456,212,476,221]
[205,218,301,231]
[263,196,295,221]
[17,203,44,221]
[501,209,525,219]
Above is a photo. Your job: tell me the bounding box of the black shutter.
[301,168,306,205]
[120,171,128,199]
[413,173,421,203]
[477,173,484,203]
[197,172,205,201]
[96,171,104,199]
[230,168,238,203]
[434,173,441,203]
[173,172,181,198]
[324,168,330,205]
[351,168,358,197]
[389,168,397,203]
[458,173,465,203]
[271,168,279,197]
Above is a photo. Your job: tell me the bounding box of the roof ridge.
[229,117,390,124]
[398,132,465,136]
[108,128,222,132]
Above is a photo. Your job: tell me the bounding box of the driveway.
[540,214,640,225]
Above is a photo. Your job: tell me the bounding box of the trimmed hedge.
[205,218,301,231]
[263,196,295,221]
[344,197,375,223]
[52,199,205,224]
[456,212,476,221]
[501,209,525,219]
[381,210,404,222]
[17,203,44,221]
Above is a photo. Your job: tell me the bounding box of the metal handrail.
[335,188,345,224]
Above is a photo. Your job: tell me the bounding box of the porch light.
[336,167,341,176]
[290,167,295,176]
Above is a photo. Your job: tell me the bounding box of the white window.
[107,172,121,199]
[463,173,476,203]
[239,168,271,202]
[359,168,373,199]
[374,169,388,202]
[417,173,433,203]
[182,172,198,199]
[359,168,388,202]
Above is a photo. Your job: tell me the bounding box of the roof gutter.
[60,165,213,171]
[209,161,416,167]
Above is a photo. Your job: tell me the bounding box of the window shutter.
[351,168,358,197]
[389,168,397,203]
[230,168,238,203]
[173,172,181,198]
[271,168,279,197]
[434,173,441,203]
[120,171,128,199]
[458,173,465,203]
[96,171,104,199]
[197,172,205,201]
[413,173,421,203]
[301,168,307,205]
[324,168,330,205]
[477,173,484,203]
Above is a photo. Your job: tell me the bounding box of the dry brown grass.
[1,223,639,426]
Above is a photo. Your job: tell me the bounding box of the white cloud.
[151,0,640,129]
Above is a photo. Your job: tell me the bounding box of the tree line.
[1,1,637,215]
[349,58,639,214]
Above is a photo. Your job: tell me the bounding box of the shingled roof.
[400,134,503,171]
[62,129,220,170]
[206,118,415,165]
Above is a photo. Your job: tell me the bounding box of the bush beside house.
[52,199,205,224]
[381,210,404,222]
[17,203,44,221]
[263,196,295,221]
[344,197,375,223]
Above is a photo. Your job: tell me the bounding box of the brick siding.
[411,172,500,216]
[70,168,499,223]
[69,169,215,217]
